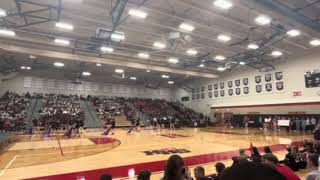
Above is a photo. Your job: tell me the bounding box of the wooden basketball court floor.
[0,128,313,180]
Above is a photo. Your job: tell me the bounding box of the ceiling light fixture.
[138,52,150,59]
[82,72,91,76]
[146,69,151,72]
[217,34,231,42]
[0,9,7,17]
[29,55,37,59]
[115,69,124,73]
[213,0,233,10]
[286,29,301,37]
[54,38,70,46]
[26,67,31,70]
[168,81,174,84]
[239,61,246,65]
[111,32,125,42]
[20,66,26,70]
[271,50,283,57]
[96,63,102,67]
[248,43,259,50]
[55,22,74,31]
[153,41,166,49]
[0,29,16,37]
[100,46,114,53]
[217,67,226,71]
[130,76,137,80]
[179,23,195,32]
[199,64,205,67]
[168,57,179,64]
[161,74,170,79]
[255,15,271,26]
[128,9,148,19]
[54,62,64,67]
[186,49,198,56]
[215,55,226,61]
[310,39,320,47]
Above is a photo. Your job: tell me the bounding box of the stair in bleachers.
[80,100,102,128]
[114,115,131,127]
[25,98,44,129]
[25,99,36,128]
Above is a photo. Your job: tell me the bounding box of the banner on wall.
[265,74,272,82]
[243,78,249,86]
[220,90,225,97]
[276,82,284,91]
[256,85,262,93]
[214,84,218,90]
[275,72,283,80]
[255,76,261,83]
[266,83,272,92]
[235,79,240,87]
[243,87,249,94]
[305,69,320,88]
[220,82,224,89]
[236,88,241,95]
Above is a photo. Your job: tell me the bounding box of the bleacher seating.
[0,91,31,131]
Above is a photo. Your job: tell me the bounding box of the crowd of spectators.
[232,115,319,134]
[91,96,125,119]
[128,98,206,127]
[0,91,31,131]
[34,93,85,131]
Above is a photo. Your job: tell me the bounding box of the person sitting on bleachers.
[306,153,320,180]
[250,147,262,163]
[262,153,301,180]
[194,166,211,180]
[220,161,286,180]
[162,154,192,180]
[211,162,225,180]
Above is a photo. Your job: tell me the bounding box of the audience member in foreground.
[250,146,262,163]
[194,166,210,180]
[220,162,285,180]
[262,153,301,180]
[306,153,320,180]
[100,173,112,180]
[162,154,192,180]
[211,162,225,180]
[263,146,273,154]
[137,170,151,180]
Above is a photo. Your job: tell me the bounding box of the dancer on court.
[102,115,115,136]
[169,115,175,134]
[127,118,141,134]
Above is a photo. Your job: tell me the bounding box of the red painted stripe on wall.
[24,142,301,180]
[212,101,320,109]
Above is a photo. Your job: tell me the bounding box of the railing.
[26,98,37,129]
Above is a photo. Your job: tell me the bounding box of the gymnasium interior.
[1,0,320,180]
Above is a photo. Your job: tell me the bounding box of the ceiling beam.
[0,43,218,79]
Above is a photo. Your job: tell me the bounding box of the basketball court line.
[0,155,17,177]
[16,147,116,157]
